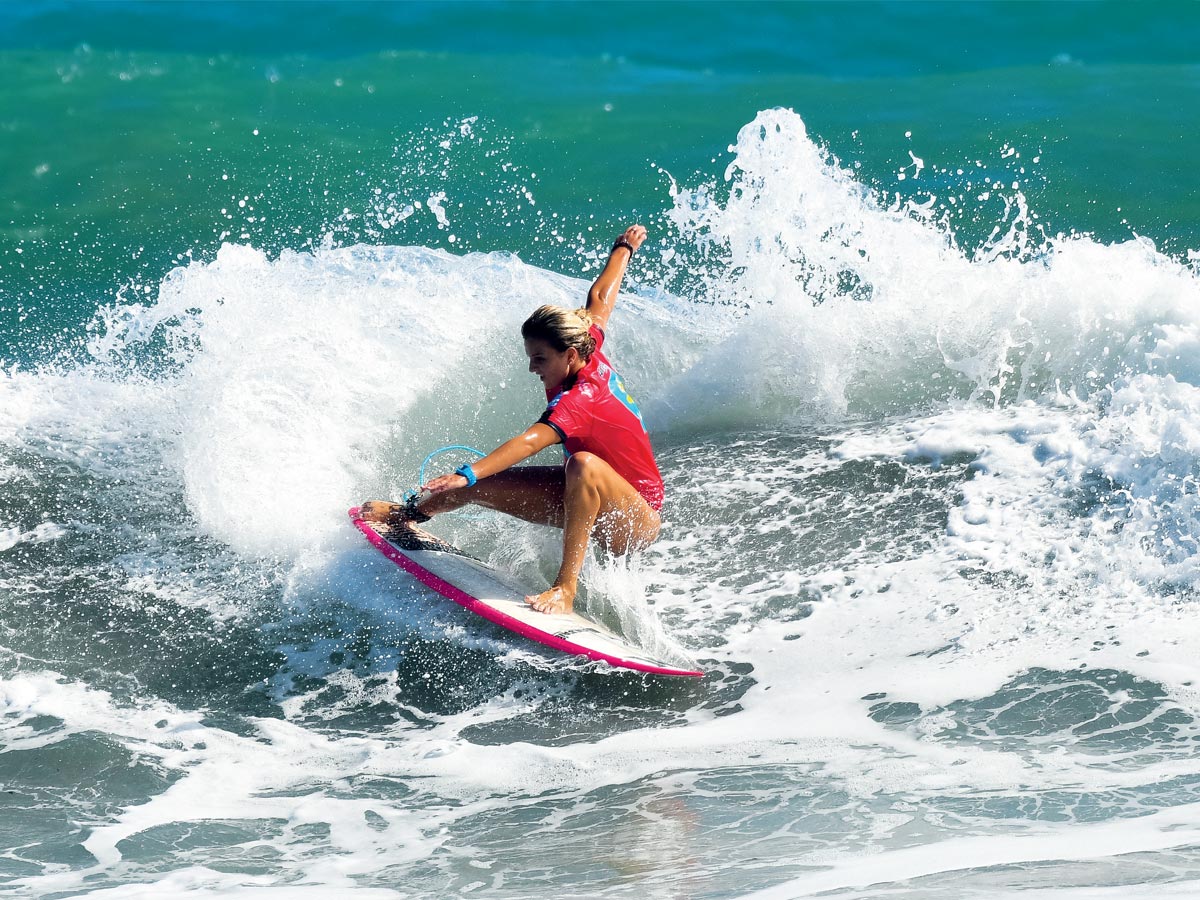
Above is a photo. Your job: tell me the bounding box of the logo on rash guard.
[607,369,645,428]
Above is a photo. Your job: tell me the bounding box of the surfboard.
[349,507,703,677]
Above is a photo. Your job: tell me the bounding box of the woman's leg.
[526,452,661,615]
[360,467,565,528]
[420,466,567,526]
[362,456,659,616]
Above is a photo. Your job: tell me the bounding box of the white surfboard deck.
[349,507,702,677]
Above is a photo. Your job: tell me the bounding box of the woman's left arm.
[423,423,559,493]
[585,224,647,330]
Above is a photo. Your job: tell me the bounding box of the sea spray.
[657,109,1200,423]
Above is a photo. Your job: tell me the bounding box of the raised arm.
[585,224,647,331]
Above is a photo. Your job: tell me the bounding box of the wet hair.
[521,305,597,360]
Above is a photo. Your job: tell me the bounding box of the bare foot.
[525,585,575,615]
[358,500,402,523]
[359,499,433,526]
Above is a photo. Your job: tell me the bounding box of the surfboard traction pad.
[370,518,463,555]
[351,509,703,677]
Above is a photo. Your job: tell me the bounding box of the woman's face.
[525,338,576,392]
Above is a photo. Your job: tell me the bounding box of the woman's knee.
[564,451,604,484]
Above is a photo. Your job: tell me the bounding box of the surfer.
[360,225,663,615]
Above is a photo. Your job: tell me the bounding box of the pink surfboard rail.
[349,507,703,678]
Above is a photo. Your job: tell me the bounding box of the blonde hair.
[521,305,597,359]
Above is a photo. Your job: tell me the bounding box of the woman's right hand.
[422,473,470,495]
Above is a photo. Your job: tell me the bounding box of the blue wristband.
[455,463,478,487]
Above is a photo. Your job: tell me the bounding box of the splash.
[655,108,1199,426]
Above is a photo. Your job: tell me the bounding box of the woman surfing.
[359,224,663,615]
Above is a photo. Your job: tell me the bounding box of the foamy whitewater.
[4,109,1200,897]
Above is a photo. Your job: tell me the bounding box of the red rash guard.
[537,326,665,511]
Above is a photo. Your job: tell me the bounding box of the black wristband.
[612,238,636,257]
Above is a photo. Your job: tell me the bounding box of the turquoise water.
[5,2,1199,355]
[3,2,1200,897]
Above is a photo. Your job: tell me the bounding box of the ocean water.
[3,2,1200,897]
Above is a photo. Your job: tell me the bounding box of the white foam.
[736,803,1200,898]
[0,521,66,552]
[77,872,405,899]
[1,668,450,896]
[656,108,1199,427]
